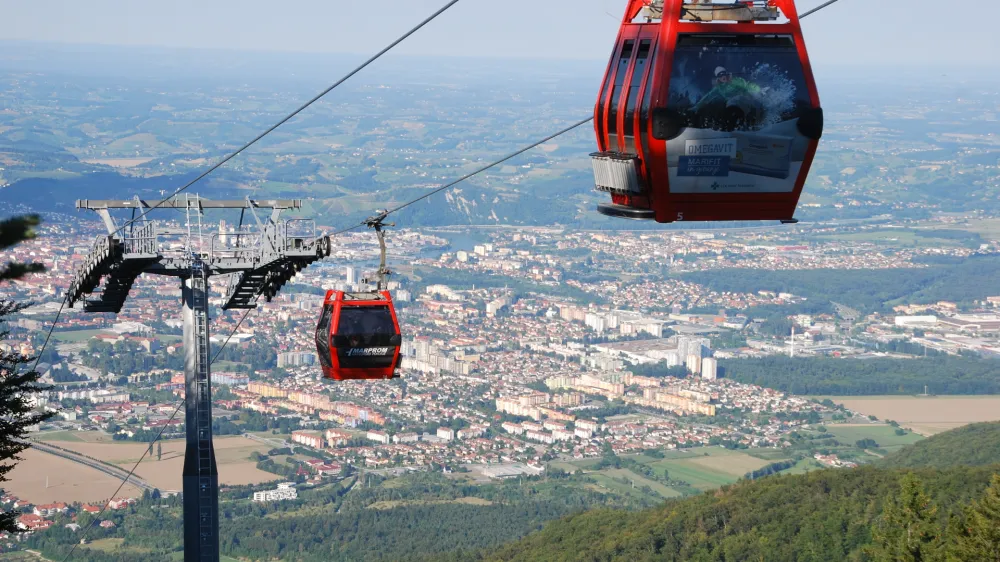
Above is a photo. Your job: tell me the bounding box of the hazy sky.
[0,0,997,67]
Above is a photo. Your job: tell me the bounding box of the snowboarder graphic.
[691,66,766,131]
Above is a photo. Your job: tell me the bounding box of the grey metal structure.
[67,195,331,562]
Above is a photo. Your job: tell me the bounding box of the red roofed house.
[17,514,53,531]
[107,497,136,510]
[33,502,68,517]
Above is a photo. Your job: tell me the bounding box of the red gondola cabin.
[315,290,402,380]
[592,0,823,223]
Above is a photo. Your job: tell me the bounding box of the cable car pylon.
[66,196,329,562]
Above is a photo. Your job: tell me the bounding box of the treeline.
[744,459,797,480]
[81,339,182,376]
[880,422,1000,470]
[720,355,1000,395]
[626,361,690,379]
[482,465,1000,562]
[678,254,1000,312]
[24,470,656,561]
[220,500,590,561]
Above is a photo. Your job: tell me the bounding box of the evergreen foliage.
[0,214,56,534]
[948,474,1000,561]
[0,214,45,282]
[881,422,1000,469]
[679,255,1000,313]
[866,472,944,561]
[721,356,1000,395]
[483,466,1000,562]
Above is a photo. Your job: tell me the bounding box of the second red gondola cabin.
[592,0,823,223]
[315,290,402,381]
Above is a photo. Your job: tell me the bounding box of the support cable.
[48,2,847,558]
[60,307,254,562]
[31,0,844,370]
[328,0,839,237]
[30,296,67,372]
[332,117,595,236]
[28,0,464,378]
[113,0,462,236]
[800,0,841,19]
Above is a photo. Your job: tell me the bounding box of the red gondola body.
[592,0,823,223]
[315,290,402,381]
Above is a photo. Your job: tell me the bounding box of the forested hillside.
[478,466,1000,562]
[25,472,655,562]
[466,423,1000,562]
[720,355,1000,395]
[679,255,1000,313]
[880,422,1000,469]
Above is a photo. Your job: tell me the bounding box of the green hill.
[475,465,998,562]
[463,424,1000,562]
[879,421,1000,469]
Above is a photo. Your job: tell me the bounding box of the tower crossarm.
[220,227,331,310]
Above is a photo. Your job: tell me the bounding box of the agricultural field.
[31,430,86,442]
[5,448,145,503]
[824,424,924,452]
[551,448,779,495]
[33,434,278,491]
[598,468,681,499]
[0,553,51,561]
[646,449,775,491]
[367,497,493,510]
[829,396,1000,435]
[50,329,115,343]
[78,538,152,557]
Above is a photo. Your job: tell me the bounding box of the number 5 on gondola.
[591,0,823,223]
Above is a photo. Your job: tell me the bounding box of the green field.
[779,458,826,476]
[213,360,249,370]
[547,461,578,472]
[746,449,793,461]
[825,424,924,451]
[587,473,665,501]
[31,430,84,442]
[52,329,113,342]
[0,552,51,561]
[553,448,780,493]
[599,468,682,499]
[648,458,740,491]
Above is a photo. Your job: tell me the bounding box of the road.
[30,441,154,492]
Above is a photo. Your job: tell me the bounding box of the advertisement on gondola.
[666,34,813,193]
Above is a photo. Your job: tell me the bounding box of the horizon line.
[0,38,994,69]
